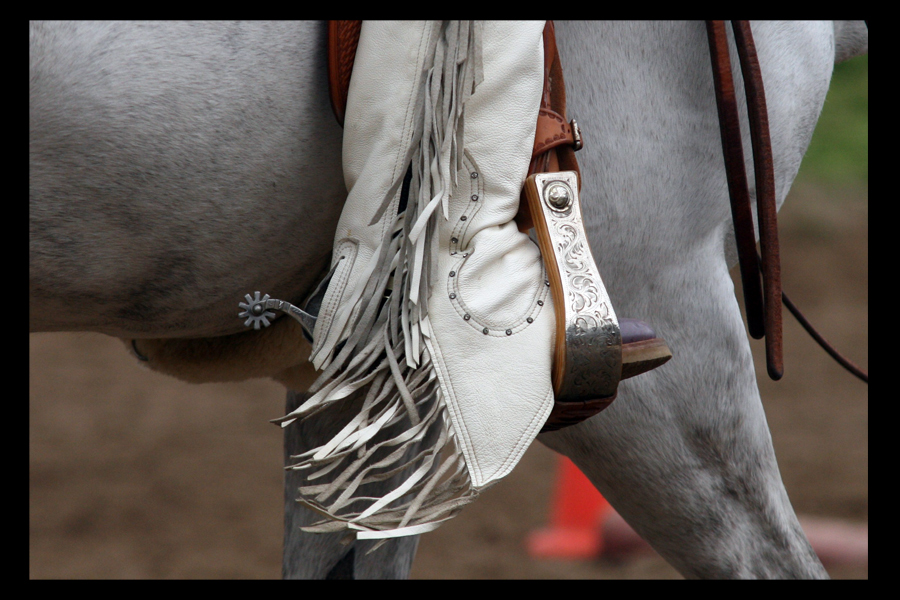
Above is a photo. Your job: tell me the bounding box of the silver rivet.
[527,317,533,323]
[471,195,478,201]
[545,280,550,286]
[449,293,456,299]
[449,271,456,277]
[251,304,264,316]
[460,215,467,221]
[464,314,471,321]
[505,329,512,336]
[451,237,458,243]
[537,300,544,306]
[471,172,478,179]
[545,182,572,210]
[482,327,489,334]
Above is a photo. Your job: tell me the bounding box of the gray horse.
[29,21,868,578]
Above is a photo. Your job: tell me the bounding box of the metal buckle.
[570,119,583,151]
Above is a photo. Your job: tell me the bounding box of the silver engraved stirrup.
[524,171,622,405]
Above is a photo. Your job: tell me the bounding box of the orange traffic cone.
[527,455,612,558]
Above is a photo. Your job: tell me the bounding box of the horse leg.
[538,20,846,579]
[539,250,826,578]
[281,389,419,579]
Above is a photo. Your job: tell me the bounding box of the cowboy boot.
[265,21,560,540]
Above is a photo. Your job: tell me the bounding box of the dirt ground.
[29,184,867,579]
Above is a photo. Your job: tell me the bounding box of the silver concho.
[545,182,572,211]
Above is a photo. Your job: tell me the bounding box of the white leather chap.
[422,22,554,487]
[280,21,554,540]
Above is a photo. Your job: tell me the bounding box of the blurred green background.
[794,54,868,189]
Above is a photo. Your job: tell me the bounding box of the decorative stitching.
[533,108,574,154]
[448,258,550,334]
[448,152,483,256]
[310,240,357,357]
[445,153,549,333]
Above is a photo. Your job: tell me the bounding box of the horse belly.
[29,21,346,338]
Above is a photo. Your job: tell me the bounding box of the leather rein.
[706,20,867,383]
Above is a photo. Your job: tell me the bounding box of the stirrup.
[524,171,672,433]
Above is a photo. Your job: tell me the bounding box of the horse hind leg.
[539,255,827,579]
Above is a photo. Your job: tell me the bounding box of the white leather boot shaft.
[282,21,554,539]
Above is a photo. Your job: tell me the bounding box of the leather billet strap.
[516,21,581,232]
[705,20,783,380]
[531,21,581,177]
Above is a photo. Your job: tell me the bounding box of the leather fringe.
[275,21,484,541]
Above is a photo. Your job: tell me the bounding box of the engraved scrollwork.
[552,213,614,333]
